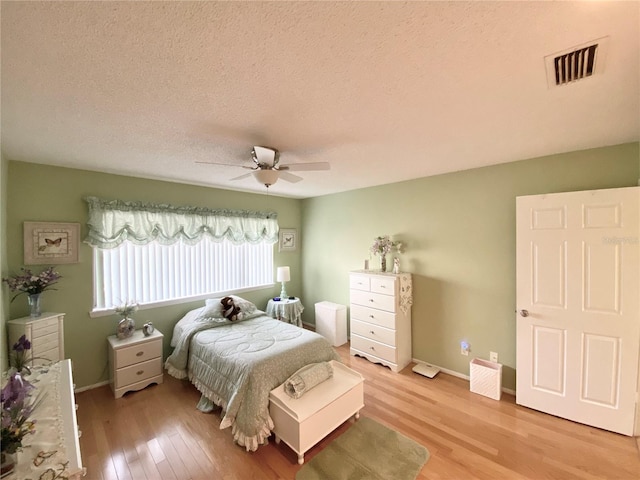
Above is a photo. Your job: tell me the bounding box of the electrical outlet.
[460,341,470,356]
[490,351,498,363]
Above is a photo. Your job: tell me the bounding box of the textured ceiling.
[1,1,638,198]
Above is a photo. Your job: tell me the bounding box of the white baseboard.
[412,358,515,396]
[74,380,109,393]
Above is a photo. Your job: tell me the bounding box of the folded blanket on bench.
[284,361,334,399]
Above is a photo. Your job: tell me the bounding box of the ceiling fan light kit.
[198,145,331,188]
[255,169,279,187]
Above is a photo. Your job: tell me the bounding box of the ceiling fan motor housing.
[251,146,279,168]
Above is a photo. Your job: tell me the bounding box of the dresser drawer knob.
[369,299,374,303]
[136,370,144,375]
[136,351,144,357]
[369,346,375,351]
[370,330,375,334]
[369,315,374,318]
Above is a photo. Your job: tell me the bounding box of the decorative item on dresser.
[7,313,65,366]
[2,266,62,318]
[108,329,164,398]
[369,236,404,272]
[349,271,413,372]
[114,302,138,339]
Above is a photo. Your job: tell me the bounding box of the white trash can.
[470,358,503,400]
[314,301,347,347]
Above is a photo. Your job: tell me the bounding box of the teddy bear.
[220,296,242,322]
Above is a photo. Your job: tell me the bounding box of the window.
[93,239,273,311]
[84,196,279,313]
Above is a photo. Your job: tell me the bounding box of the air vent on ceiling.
[544,37,609,88]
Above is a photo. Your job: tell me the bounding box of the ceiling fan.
[196,146,330,187]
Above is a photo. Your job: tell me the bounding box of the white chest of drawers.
[349,271,412,372]
[8,312,65,364]
[108,329,164,398]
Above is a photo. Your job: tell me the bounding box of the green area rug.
[295,417,429,480]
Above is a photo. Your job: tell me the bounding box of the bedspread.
[165,314,339,451]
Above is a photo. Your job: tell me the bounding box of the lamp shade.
[276,266,290,282]
[255,169,279,186]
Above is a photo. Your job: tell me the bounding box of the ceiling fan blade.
[279,162,331,172]
[230,172,254,181]
[196,161,254,170]
[278,171,304,183]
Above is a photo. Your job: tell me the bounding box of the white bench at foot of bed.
[268,360,365,464]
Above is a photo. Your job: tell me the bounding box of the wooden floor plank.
[75,344,640,479]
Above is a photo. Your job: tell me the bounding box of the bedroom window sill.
[89,283,274,318]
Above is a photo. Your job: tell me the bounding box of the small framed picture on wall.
[279,228,297,252]
[24,221,81,265]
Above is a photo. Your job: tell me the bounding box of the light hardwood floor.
[76,344,640,479]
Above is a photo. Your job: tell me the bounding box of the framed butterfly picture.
[23,221,80,265]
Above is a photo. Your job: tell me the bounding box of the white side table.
[107,329,164,398]
[8,312,65,364]
[266,297,304,327]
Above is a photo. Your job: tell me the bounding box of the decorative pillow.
[220,296,242,321]
[201,295,258,320]
[200,298,224,319]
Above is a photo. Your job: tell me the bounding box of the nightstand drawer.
[34,347,59,365]
[32,322,59,338]
[32,332,59,355]
[115,340,162,369]
[351,334,397,363]
[115,358,162,389]
[351,319,396,346]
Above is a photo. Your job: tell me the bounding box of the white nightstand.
[8,312,65,365]
[107,329,164,398]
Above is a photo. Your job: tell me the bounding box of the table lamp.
[277,266,290,299]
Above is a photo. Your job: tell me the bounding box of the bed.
[165,296,340,451]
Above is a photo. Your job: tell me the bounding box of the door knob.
[518,309,529,317]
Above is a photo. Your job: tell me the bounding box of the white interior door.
[516,186,639,435]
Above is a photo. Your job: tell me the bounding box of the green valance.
[84,196,279,249]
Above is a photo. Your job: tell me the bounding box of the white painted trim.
[74,380,109,393]
[89,284,273,318]
[412,358,515,397]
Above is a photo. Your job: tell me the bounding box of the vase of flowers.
[115,302,138,339]
[370,236,404,272]
[1,372,40,477]
[2,267,62,317]
[8,335,40,376]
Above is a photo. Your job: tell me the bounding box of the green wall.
[3,142,638,391]
[1,153,8,373]
[4,162,302,388]
[300,143,639,390]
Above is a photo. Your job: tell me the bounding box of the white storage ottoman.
[269,360,364,464]
[314,301,347,346]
